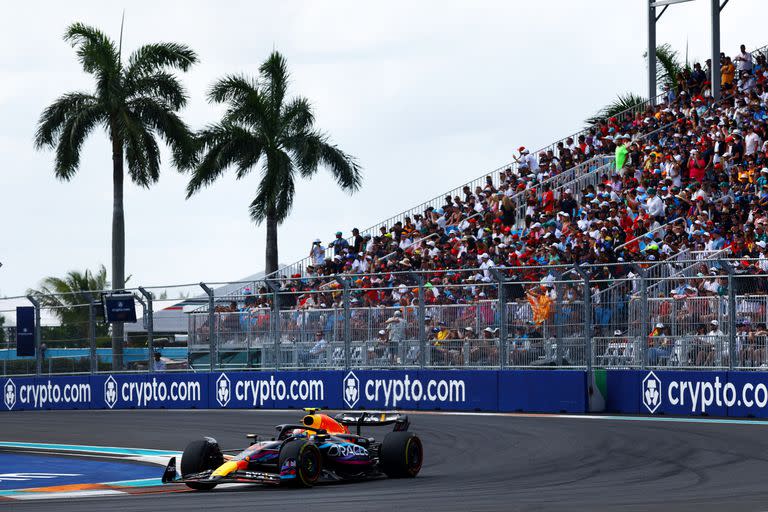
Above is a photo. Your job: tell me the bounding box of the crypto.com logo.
[4,379,16,410]
[343,371,360,409]
[104,376,118,409]
[642,371,662,413]
[216,373,231,407]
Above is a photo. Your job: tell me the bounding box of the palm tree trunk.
[265,206,278,276]
[110,123,125,371]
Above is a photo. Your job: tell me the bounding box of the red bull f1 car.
[161,409,423,490]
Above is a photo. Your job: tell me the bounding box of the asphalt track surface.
[1,410,768,511]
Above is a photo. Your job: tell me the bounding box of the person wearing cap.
[706,319,728,366]
[603,330,630,366]
[370,328,396,364]
[648,322,670,366]
[384,309,406,360]
[645,187,664,221]
[300,331,328,365]
[330,231,350,256]
[469,326,499,365]
[309,238,326,267]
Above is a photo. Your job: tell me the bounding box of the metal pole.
[711,0,721,101]
[648,0,657,103]
[719,260,736,370]
[574,265,592,373]
[407,272,426,369]
[199,283,216,372]
[26,296,41,376]
[85,293,97,375]
[333,276,351,369]
[138,288,154,373]
[631,264,649,369]
[266,279,281,370]
[490,268,508,370]
[554,270,564,366]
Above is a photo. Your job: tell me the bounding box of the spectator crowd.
[203,45,768,368]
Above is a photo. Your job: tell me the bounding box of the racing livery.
[162,409,423,489]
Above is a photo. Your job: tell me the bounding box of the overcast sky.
[1,0,766,300]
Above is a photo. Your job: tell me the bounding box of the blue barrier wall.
[606,370,768,417]
[10,369,768,417]
[1,370,583,413]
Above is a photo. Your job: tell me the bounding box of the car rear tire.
[279,440,322,487]
[380,431,423,478]
[180,438,224,490]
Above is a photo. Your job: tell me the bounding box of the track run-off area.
[1,410,768,511]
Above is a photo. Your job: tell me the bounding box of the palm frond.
[51,104,107,180]
[208,74,259,105]
[185,123,262,197]
[284,131,362,191]
[248,150,294,223]
[34,92,100,149]
[585,92,646,126]
[259,51,289,116]
[125,72,187,110]
[281,97,315,134]
[63,22,119,91]
[28,265,109,331]
[655,43,683,89]
[127,97,194,172]
[125,42,198,79]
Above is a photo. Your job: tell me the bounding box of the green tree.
[28,265,111,343]
[0,315,5,345]
[185,51,362,275]
[585,92,646,125]
[34,23,198,368]
[647,43,685,91]
[587,45,686,125]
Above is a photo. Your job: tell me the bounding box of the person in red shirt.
[687,149,707,182]
[542,183,555,213]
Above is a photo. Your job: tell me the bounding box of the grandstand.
[176,43,768,371]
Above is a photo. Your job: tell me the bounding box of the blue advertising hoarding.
[15,307,35,357]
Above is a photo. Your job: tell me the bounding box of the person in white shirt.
[707,320,727,364]
[152,352,166,372]
[734,44,753,72]
[645,188,664,219]
[309,239,326,266]
[479,253,495,281]
[746,127,762,156]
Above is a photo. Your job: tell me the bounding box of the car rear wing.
[333,411,410,434]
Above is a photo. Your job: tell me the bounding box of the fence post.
[333,276,351,370]
[719,260,736,370]
[573,265,592,373]
[26,295,41,376]
[199,283,216,372]
[408,272,426,369]
[489,268,507,370]
[631,264,649,369]
[84,292,97,375]
[138,287,154,373]
[265,279,281,370]
[553,270,564,366]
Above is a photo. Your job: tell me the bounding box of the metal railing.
[5,260,768,375]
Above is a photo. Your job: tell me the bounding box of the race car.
[161,409,423,490]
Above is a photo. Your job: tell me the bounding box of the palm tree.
[185,51,362,276]
[34,23,198,369]
[587,44,686,126]
[650,43,685,91]
[585,92,646,125]
[28,265,111,342]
